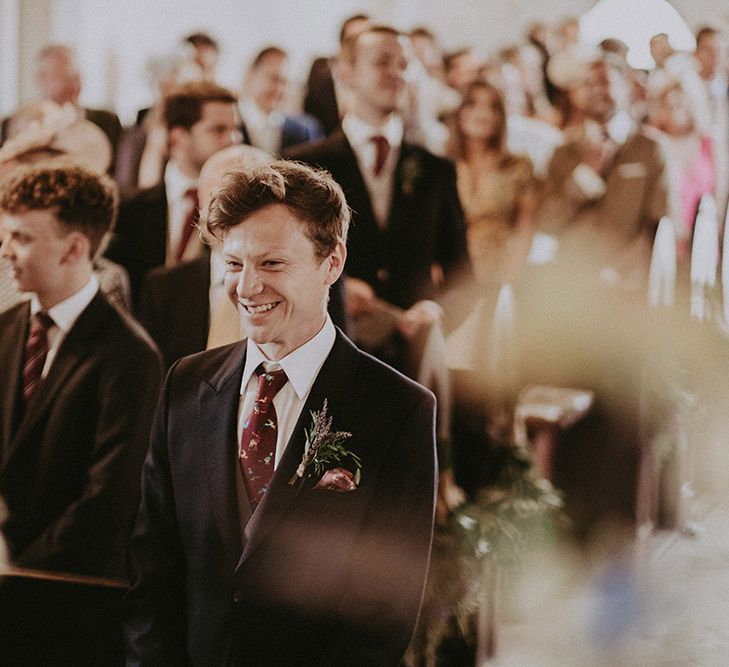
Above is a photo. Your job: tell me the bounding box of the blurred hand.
[345,277,377,317]
[436,469,466,525]
[396,300,442,340]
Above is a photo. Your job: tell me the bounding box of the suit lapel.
[0,303,30,459]
[236,331,361,569]
[199,342,247,566]
[5,294,108,465]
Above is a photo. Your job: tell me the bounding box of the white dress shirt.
[30,274,99,377]
[164,161,200,266]
[341,113,403,226]
[239,99,284,156]
[237,316,336,469]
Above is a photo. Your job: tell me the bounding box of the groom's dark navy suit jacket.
[125,329,437,666]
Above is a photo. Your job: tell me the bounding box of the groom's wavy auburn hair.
[204,160,350,261]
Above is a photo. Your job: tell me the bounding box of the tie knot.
[31,311,54,333]
[255,365,288,400]
[370,135,390,176]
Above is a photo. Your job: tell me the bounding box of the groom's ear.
[324,241,346,286]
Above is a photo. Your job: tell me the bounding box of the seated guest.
[1,45,123,172]
[240,47,323,155]
[106,81,240,307]
[0,161,162,662]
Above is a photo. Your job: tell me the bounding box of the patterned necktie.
[239,365,288,509]
[22,311,54,405]
[371,135,390,177]
[174,187,199,263]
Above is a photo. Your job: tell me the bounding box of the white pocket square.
[617,162,646,178]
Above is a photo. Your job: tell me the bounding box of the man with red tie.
[288,26,471,375]
[106,81,240,308]
[125,160,437,666]
[0,161,162,661]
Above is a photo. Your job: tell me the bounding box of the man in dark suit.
[240,47,323,154]
[0,45,123,170]
[105,81,240,307]
[0,162,162,662]
[125,161,437,666]
[288,25,470,372]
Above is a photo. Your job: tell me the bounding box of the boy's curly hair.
[0,158,118,257]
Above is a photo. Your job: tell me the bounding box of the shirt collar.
[164,160,197,203]
[31,274,99,334]
[240,99,284,129]
[241,316,336,400]
[586,111,634,146]
[341,113,403,151]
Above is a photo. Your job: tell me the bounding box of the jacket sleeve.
[124,361,190,666]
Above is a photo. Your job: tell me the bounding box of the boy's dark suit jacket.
[287,130,470,311]
[0,292,162,578]
[0,293,161,663]
[125,330,437,666]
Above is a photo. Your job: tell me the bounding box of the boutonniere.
[400,155,422,196]
[288,399,362,492]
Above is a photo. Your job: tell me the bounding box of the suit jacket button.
[377,268,389,283]
[233,591,243,603]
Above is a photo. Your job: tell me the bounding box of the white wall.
[16,0,729,124]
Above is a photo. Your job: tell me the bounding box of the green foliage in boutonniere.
[400,155,422,196]
[288,399,361,486]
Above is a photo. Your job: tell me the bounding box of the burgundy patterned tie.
[239,365,288,509]
[371,135,390,176]
[22,311,54,405]
[174,187,199,263]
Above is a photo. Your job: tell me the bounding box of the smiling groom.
[125,160,437,666]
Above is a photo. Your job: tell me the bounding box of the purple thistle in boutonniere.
[288,399,361,488]
[400,155,422,196]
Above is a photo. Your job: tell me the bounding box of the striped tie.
[22,311,54,405]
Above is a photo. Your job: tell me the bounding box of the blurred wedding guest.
[138,143,273,369]
[694,26,729,217]
[650,33,676,70]
[401,29,460,155]
[1,45,123,171]
[0,101,131,312]
[114,51,202,192]
[536,55,668,289]
[289,25,471,374]
[0,161,161,663]
[546,46,594,131]
[443,48,480,95]
[449,81,539,286]
[183,32,220,82]
[304,13,371,136]
[645,71,714,260]
[240,47,323,155]
[106,81,240,307]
